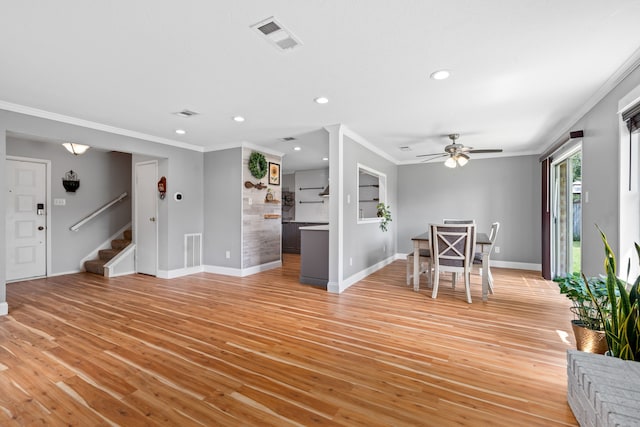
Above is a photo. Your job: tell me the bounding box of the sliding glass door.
[552,148,582,277]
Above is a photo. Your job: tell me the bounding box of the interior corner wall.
[204,148,242,268]
[550,64,640,276]
[398,155,541,265]
[341,134,397,279]
[0,128,6,310]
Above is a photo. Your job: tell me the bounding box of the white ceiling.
[2,1,640,171]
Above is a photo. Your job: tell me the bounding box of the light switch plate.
[54,198,66,206]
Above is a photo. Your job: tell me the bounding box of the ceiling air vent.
[173,109,199,118]
[251,17,302,52]
[281,137,296,141]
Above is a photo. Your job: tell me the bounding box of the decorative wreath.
[248,151,268,179]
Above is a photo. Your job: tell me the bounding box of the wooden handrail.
[70,192,128,232]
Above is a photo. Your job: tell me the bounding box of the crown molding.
[0,100,204,152]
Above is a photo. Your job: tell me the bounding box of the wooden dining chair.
[473,221,500,293]
[443,219,475,224]
[406,249,432,286]
[430,223,475,303]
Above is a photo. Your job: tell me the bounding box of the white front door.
[135,161,158,275]
[6,159,47,281]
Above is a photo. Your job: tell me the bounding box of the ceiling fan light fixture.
[63,142,90,155]
[456,153,469,166]
[444,156,457,168]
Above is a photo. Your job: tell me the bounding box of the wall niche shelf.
[299,186,324,191]
[299,200,324,204]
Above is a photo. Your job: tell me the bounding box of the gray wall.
[1,109,204,289]
[547,65,640,276]
[342,135,398,278]
[7,135,132,274]
[398,155,541,265]
[204,148,242,268]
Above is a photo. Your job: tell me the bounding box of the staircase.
[84,229,132,276]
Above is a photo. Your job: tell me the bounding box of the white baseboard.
[398,253,541,272]
[204,260,282,277]
[47,269,82,277]
[157,265,205,279]
[0,302,8,316]
[328,255,396,294]
[204,265,243,277]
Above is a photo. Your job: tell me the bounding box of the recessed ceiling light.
[175,129,186,135]
[293,146,302,151]
[314,97,329,104]
[322,157,329,161]
[430,70,450,80]
[233,116,245,122]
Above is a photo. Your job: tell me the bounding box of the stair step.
[85,259,106,275]
[123,229,132,241]
[111,239,131,250]
[99,249,121,261]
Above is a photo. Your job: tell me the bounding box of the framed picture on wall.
[268,162,280,185]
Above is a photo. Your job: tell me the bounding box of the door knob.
[149,217,156,222]
[38,226,44,230]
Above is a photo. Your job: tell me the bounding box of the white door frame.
[134,160,158,275]
[6,156,52,280]
[550,144,582,278]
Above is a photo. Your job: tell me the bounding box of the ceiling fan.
[416,134,503,168]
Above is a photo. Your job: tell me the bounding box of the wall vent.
[251,17,302,52]
[184,233,202,268]
[174,109,200,118]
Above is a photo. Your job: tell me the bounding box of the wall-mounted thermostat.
[174,192,183,201]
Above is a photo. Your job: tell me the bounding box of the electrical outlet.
[248,198,253,205]
[54,198,66,206]
[349,257,353,266]
[225,250,230,259]
[383,244,386,253]
[494,246,500,254]
[347,194,351,204]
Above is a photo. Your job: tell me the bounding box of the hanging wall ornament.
[62,170,80,192]
[248,152,268,179]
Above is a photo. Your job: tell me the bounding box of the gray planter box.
[567,350,640,426]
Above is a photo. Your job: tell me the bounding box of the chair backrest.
[488,221,500,251]
[430,224,474,270]
[443,219,475,224]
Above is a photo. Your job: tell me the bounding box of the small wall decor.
[62,170,80,192]
[268,162,280,185]
[248,151,267,179]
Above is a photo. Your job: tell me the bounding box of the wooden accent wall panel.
[242,148,282,268]
[0,258,577,426]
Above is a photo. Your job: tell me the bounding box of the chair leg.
[431,267,439,299]
[464,271,472,304]
[451,272,456,289]
[488,268,494,294]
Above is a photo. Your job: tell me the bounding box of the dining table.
[411,231,493,301]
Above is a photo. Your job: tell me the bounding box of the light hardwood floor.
[0,255,577,426]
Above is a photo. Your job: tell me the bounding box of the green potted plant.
[585,228,640,360]
[554,273,609,354]
[376,203,392,232]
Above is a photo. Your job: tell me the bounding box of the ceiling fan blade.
[468,148,503,154]
[420,154,448,163]
[416,152,447,158]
